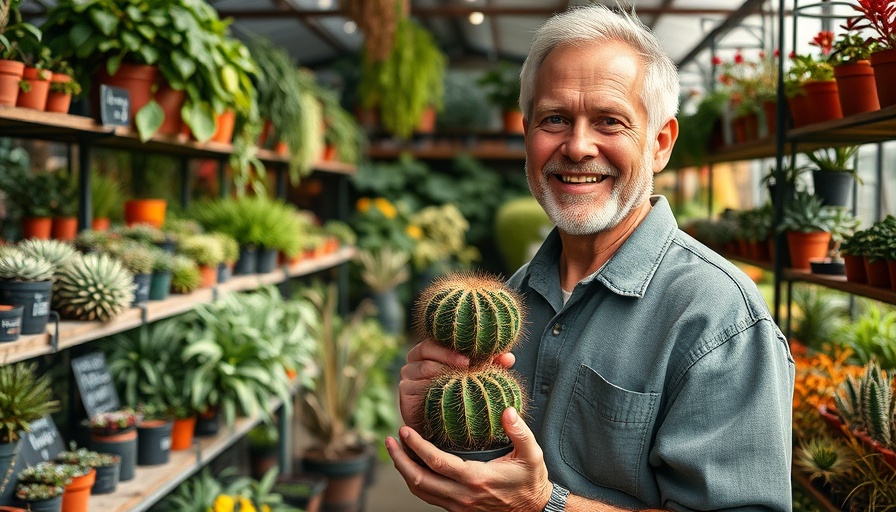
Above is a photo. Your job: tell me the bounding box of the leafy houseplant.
[805,146,860,207]
[319,86,366,165]
[779,191,858,270]
[477,61,523,133]
[414,273,527,459]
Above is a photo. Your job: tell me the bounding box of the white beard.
[527,145,654,236]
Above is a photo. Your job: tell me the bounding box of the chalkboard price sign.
[99,84,130,127]
[71,352,120,419]
[19,415,65,466]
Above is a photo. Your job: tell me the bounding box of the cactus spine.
[415,272,527,454]
[417,273,523,365]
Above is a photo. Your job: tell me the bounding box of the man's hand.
[386,407,552,512]
[398,339,516,431]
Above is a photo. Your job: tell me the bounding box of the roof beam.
[276,0,349,54]
[676,0,769,68]
[208,6,747,19]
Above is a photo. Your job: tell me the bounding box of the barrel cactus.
[54,253,135,321]
[415,273,524,365]
[423,365,525,452]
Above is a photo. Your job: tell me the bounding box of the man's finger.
[407,339,470,368]
[502,407,543,463]
[397,426,468,481]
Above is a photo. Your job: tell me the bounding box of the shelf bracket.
[48,311,60,352]
[138,303,149,324]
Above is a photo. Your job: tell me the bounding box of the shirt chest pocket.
[559,364,660,497]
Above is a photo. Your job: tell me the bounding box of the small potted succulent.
[55,445,121,495]
[108,241,155,305]
[135,402,173,467]
[170,255,202,295]
[804,146,860,208]
[177,234,225,288]
[148,246,174,301]
[89,408,142,482]
[53,252,135,322]
[0,252,54,335]
[14,462,73,512]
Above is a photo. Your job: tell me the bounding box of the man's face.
[524,40,657,236]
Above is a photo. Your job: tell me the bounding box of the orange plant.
[793,346,865,442]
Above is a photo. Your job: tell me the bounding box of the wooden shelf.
[0,246,356,365]
[90,394,292,512]
[782,268,896,306]
[0,106,355,174]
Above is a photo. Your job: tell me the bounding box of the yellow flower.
[238,497,257,512]
[212,495,236,512]
[261,506,271,512]
[374,197,397,219]
[406,224,423,240]
[356,197,372,213]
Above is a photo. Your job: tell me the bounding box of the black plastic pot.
[148,271,172,301]
[137,420,173,466]
[0,304,23,342]
[15,495,61,512]
[90,429,137,482]
[255,247,279,274]
[91,462,121,494]
[812,170,854,207]
[0,280,52,335]
[274,474,327,512]
[234,246,257,275]
[447,444,513,462]
[193,410,220,437]
[153,240,176,254]
[131,273,151,305]
[217,262,232,283]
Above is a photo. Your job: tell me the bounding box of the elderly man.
[386,5,794,511]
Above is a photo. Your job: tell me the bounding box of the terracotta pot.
[92,217,111,232]
[415,105,437,134]
[887,260,896,293]
[870,47,896,108]
[21,216,52,240]
[801,81,842,125]
[321,144,336,161]
[154,83,185,136]
[0,59,24,106]
[843,254,867,284]
[170,416,196,451]
[92,62,158,125]
[834,60,880,116]
[275,141,288,156]
[123,198,166,228]
[302,446,370,512]
[761,101,777,137]
[258,119,273,147]
[46,72,73,114]
[62,468,96,512]
[51,216,78,241]
[731,115,747,144]
[502,109,525,134]
[210,110,236,144]
[15,67,50,111]
[198,264,217,288]
[786,94,810,129]
[742,112,759,141]
[864,256,891,288]
[786,231,831,270]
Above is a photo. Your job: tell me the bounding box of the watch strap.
[543,481,569,512]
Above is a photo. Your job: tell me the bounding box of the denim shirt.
[507,196,795,511]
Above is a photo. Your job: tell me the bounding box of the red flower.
[774,48,780,57]
[810,30,835,55]
[789,50,796,59]
[850,0,896,47]
[759,50,766,58]
[712,56,723,66]
[734,51,744,64]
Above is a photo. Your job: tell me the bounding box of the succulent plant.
[54,253,135,321]
[89,408,142,436]
[15,482,66,501]
[422,365,525,452]
[16,239,77,271]
[0,362,61,444]
[171,255,202,294]
[178,234,225,267]
[211,232,240,263]
[74,229,118,253]
[56,445,121,468]
[0,254,54,282]
[415,273,524,365]
[109,241,155,275]
[16,461,76,487]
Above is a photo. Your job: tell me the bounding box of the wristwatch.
[543,481,570,512]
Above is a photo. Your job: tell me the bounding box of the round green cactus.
[54,253,135,321]
[422,365,525,452]
[416,273,523,365]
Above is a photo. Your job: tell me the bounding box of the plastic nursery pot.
[233,246,257,275]
[46,73,73,114]
[0,59,25,106]
[0,304,23,342]
[302,446,370,512]
[51,216,78,241]
[131,273,152,305]
[61,467,96,512]
[123,199,167,228]
[16,66,50,111]
[170,416,196,451]
[21,217,52,240]
[148,270,172,301]
[193,409,220,437]
[198,265,217,288]
[91,217,111,232]
[0,280,52,335]
[447,444,514,462]
[136,419,173,466]
[210,110,236,144]
[217,262,232,283]
[273,474,328,512]
[91,461,120,495]
[90,429,137,482]
[255,247,279,273]
[15,495,61,512]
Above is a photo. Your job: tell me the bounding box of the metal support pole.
[77,139,92,231]
[772,0,787,326]
[275,166,287,200]
[876,143,884,222]
[338,175,350,316]
[277,405,293,475]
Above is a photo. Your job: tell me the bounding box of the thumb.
[503,407,541,461]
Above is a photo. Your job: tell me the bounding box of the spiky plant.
[178,234,225,267]
[794,436,853,485]
[0,254,54,282]
[415,273,524,365]
[16,239,77,273]
[109,242,155,275]
[54,253,135,321]
[171,255,201,294]
[860,362,893,448]
[0,362,61,443]
[422,365,525,452]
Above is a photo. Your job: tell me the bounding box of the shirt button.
[552,323,562,335]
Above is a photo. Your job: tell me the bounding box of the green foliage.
[17,239,77,273]
[494,196,552,273]
[0,1,42,61]
[423,365,524,451]
[156,468,223,512]
[830,32,878,64]
[188,197,304,256]
[0,362,60,443]
[836,300,896,370]
[409,204,479,270]
[351,196,416,254]
[778,191,858,236]
[805,146,860,175]
[355,246,410,293]
[416,273,523,365]
[109,241,155,274]
[178,234,225,267]
[477,61,521,111]
[669,90,728,169]
[436,71,492,131]
[834,360,895,449]
[170,255,201,294]
[319,86,366,165]
[358,18,446,138]
[845,216,896,261]
[54,252,135,321]
[91,171,124,220]
[794,436,854,485]
[790,286,848,351]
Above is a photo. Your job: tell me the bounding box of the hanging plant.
[343,0,407,62]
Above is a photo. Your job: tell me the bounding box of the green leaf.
[182,101,216,143]
[135,99,164,142]
[135,24,156,41]
[220,65,239,94]
[171,51,196,80]
[121,29,141,51]
[138,45,160,65]
[89,9,119,36]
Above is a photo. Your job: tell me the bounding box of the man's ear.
[651,117,679,173]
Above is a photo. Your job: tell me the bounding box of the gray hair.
[519,4,680,136]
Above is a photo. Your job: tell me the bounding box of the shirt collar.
[525,196,678,301]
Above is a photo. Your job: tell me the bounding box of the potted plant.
[0,253,54,335]
[829,30,880,116]
[0,362,60,498]
[848,0,896,108]
[16,238,77,278]
[45,59,81,114]
[177,234,225,288]
[247,423,279,480]
[0,0,40,106]
[358,18,446,138]
[0,169,56,240]
[90,171,123,231]
[108,241,154,305]
[89,408,141,482]
[761,157,806,207]
[799,31,843,125]
[211,232,239,283]
[170,255,201,295]
[355,246,410,336]
[412,273,526,461]
[14,462,72,512]
[47,171,78,241]
[861,216,896,288]
[839,229,871,284]
[477,61,524,134]
[134,402,173,466]
[319,86,366,165]
[53,252,135,322]
[778,191,847,270]
[148,246,174,301]
[55,445,121,495]
[805,146,860,207]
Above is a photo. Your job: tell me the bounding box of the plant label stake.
[71,352,121,419]
[99,85,130,127]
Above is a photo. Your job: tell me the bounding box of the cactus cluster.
[16,239,77,272]
[413,273,526,453]
[53,253,135,322]
[834,360,895,449]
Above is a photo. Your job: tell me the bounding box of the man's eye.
[545,115,564,124]
[602,117,621,126]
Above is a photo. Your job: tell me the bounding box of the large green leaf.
[171,51,196,80]
[135,100,164,142]
[181,101,216,143]
[89,9,119,36]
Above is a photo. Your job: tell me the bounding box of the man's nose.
[561,121,598,163]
